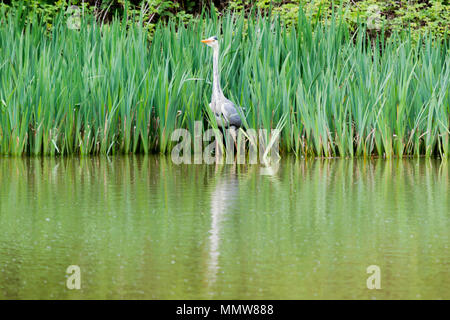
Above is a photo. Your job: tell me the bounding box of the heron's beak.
[201,39,213,44]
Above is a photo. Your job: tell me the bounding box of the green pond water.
[0,156,448,299]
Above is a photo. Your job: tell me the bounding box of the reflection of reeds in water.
[0,157,448,299]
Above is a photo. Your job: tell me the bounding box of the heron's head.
[201,36,218,48]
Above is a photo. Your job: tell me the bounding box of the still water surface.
[0,156,448,299]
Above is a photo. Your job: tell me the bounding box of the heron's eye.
[213,36,218,41]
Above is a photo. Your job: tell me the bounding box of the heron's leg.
[236,127,246,163]
[231,126,238,142]
[215,135,221,164]
[229,126,238,158]
[215,116,224,163]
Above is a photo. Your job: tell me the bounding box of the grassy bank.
[0,7,449,158]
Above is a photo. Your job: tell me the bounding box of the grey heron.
[201,36,243,129]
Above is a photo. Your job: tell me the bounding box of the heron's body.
[202,36,243,129]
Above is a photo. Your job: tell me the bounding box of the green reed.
[0,7,448,157]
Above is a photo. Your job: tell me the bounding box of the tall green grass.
[0,7,449,158]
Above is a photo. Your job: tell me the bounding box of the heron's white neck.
[212,45,223,97]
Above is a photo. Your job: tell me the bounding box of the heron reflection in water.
[206,166,240,292]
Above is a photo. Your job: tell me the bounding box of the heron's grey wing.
[221,99,243,127]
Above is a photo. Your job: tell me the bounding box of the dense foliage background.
[1,0,449,39]
[0,4,448,157]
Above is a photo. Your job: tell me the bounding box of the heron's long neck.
[212,45,223,97]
